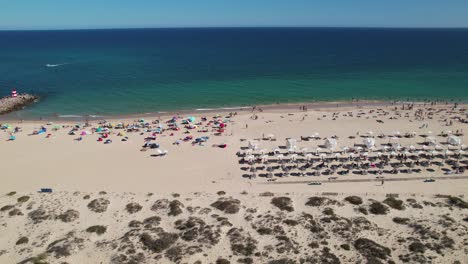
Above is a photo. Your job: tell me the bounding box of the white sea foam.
[221,107,251,110]
[196,106,250,111]
[58,115,83,118]
[45,63,67,68]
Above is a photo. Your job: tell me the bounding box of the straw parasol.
[342,147,349,153]
[290,154,298,161]
[246,155,255,162]
[316,147,322,154]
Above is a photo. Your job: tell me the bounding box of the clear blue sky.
[1,0,468,30]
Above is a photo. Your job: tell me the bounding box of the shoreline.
[0,99,464,122]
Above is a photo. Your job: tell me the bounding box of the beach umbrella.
[276,154,284,161]
[390,151,397,156]
[409,145,416,151]
[348,153,356,159]
[316,147,322,154]
[258,149,267,155]
[435,145,443,150]
[430,150,439,156]
[334,153,341,158]
[362,152,369,156]
[245,149,253,155]
[260,155,269,163]
[319,153,327,159]
[301,148,309,154]
[290,154,298,161]
[461,144,467,150]
[342,147,349,153]
[356,146,363,152]
[393,131,401,137]
[273,148,281,153]
[363,138,376,149]
[417,151,425,156]
[248,140,259,150]
[310,132,320,139]
[305,153,313,161]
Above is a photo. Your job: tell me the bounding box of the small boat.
[424,178,435,183]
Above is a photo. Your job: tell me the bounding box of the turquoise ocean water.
[0,28,467,118]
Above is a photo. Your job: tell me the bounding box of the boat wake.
[45,63,67,68]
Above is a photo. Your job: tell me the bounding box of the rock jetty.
[0,94,39,115]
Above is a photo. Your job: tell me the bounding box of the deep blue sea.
[0,28,467,118]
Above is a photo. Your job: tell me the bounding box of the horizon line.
[1,25,468,31]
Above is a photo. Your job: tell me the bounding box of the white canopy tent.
[286,138,298,150]
[325,138,338,150]
[447,135,462,146]
[426,136,437,146]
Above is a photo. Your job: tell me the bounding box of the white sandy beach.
[0,102,467,263]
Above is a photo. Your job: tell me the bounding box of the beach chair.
[39,188,53,193]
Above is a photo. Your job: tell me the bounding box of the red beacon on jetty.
[11,88,18,98]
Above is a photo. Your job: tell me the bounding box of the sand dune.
[1,191,467,263]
